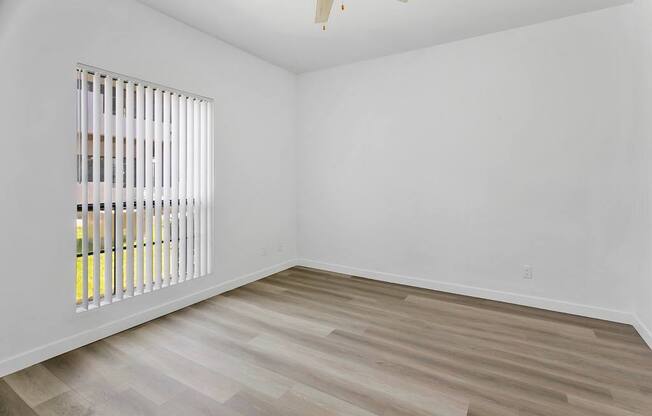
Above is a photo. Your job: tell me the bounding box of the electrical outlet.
[277,243,285,253]
[523,265,533,280]
[261,248,268,257]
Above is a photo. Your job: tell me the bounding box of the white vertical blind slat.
[80,71,89,309]
[179,97,187,282]
[92,74,101,307]
[193,99,200,278]
[125,82,135,297]
[163,92,171,287]
[200,101,207,276]
[207,101,213,274]
[145,87,154,292]
[171,95,179,284]
[136,85,145,295]
[186,99,195,280]
[103,77,114,304]
[154,90,163,290]
[115,80,124,300]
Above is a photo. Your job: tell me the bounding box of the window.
[76,65,213,310]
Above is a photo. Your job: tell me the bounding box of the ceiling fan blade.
[315,0,335,24]
[397,0,408,2]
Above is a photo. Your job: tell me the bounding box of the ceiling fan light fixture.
[316,0,407,31]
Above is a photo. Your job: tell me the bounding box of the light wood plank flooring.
[2,266,651,416]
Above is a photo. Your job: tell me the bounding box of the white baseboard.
[0,259,298,378]
[297,259,634,325]
[633,314,652,349]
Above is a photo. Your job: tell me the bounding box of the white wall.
[0,0,297,375]
[631,0,652,346]
[297,4,647,322]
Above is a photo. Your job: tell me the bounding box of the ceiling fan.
[315,0,408,30]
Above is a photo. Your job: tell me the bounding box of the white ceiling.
[138,0,632,73]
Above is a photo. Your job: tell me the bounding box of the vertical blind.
[75,65,214,310]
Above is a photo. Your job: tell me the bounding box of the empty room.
[1,0,652,415]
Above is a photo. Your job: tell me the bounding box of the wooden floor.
[1,267,651,416]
